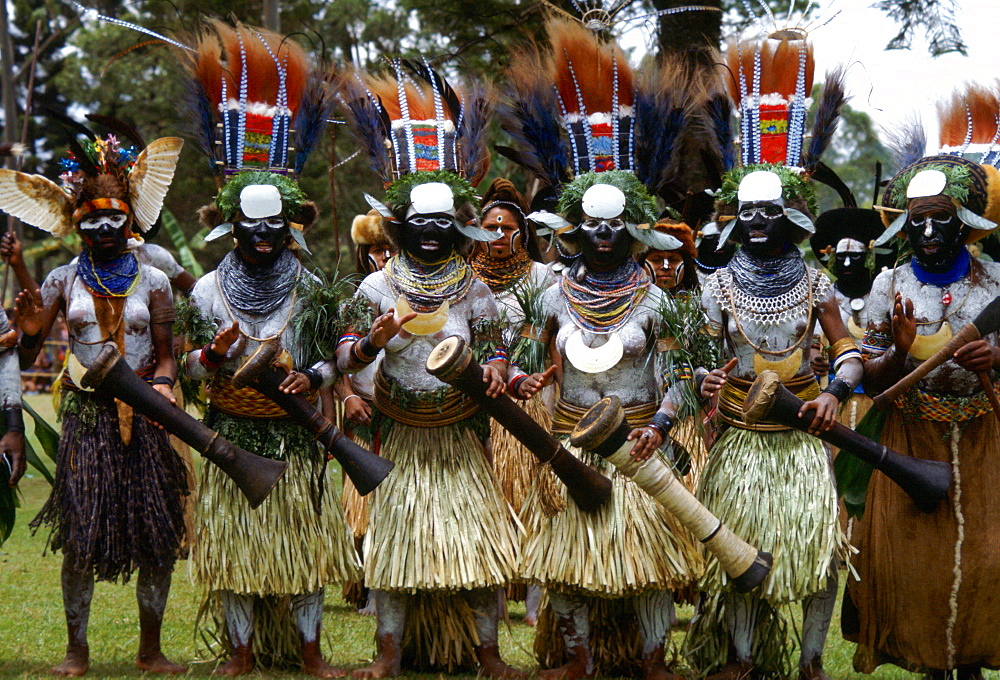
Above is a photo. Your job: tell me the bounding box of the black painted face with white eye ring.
[234,214,289,267]
[577,215,631,271]
[78,209,130,262]
[401,213,457,261]
[736,200,794,258]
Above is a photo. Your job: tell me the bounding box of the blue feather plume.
[705,93,735,172]
[803,66,848,171]
[886,117,927,171]
[293,73,334,174]
[633,67,688,195]
[497,57,570,188]
[335,71,393,183]
[456,82,495,184]
[181,77,222,168]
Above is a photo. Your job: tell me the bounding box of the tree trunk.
[262,0,280,32]
[0,0,19,158]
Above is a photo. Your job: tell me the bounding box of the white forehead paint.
[835,238,866,254]
[582,184,626,220]
[737,170,783,203]
[240,184,283,219]
[906,169,947,199]
[408,182,456,217]
[78,213,128,230]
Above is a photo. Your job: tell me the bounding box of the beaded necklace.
[77,250,140,298]
[469,247,533,294]
[384,250,474,313]
[561,259,649,333]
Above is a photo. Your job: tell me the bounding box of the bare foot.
[135,651,186,674]
[476,645,526,680]
[51,646,89,678]
[538,662,592,680]
[642,660,684,680]
[706,661,753,680]
[352,655,401,680]
[213,646,254,677]
[357,600,376,616]
[302,640,348,678]
[798,660,831,680]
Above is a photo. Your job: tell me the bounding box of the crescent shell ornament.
[395,295,449,336]
[565,329,624,373]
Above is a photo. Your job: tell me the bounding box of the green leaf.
[161,208,205,278]
[23,439,54,485]
[22,399,58,463]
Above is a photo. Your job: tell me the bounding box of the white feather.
[0,170,74,237]
[128,137,184,231]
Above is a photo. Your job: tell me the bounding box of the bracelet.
[4,407,24,434]
[509,374,529,397]
[352,336,378,364]
[20,331,42,350]
[301,367,323,390]
[823,378,853,403]
[151,376,176,388]
[201,343,226,369]
[646,411,674,437]
[343,394,364,404]
[827,337,858,362]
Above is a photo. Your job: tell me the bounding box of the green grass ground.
[1,395,991,679]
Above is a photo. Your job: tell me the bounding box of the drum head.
[742,370,782,424]
[425,335,469,381]
[570,396,624,451]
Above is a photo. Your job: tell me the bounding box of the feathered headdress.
[875,83,1000,246]
[0,116,181,239]
[499,18,687,252]
[185,20,330,178]
[338,59,500,243]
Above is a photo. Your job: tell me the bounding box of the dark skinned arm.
[861,292,916,395]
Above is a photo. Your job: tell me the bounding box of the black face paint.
[905,209,966,273]
[833,250,873,299]
[400,213,457,261]
[234,214,289,267]
[578,216,631,270]
[737,201,795,258]
[697,232,736,270]
[78,209,129,262]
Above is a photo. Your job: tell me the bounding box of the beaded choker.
[561,259,649,333]
[469,247,533,294]
[384,250,474,313]
[77,250,140,298]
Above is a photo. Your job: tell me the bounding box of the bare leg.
[52,553,93,677]
[135,563,185,673]
[799,566,837,680]
[705,592,758,680]
[636,591,681,680]
[293,590,347,678]
[353,590,406,679]
[525,585,542,627]
[465,588,526,679]
[539,590,593,680]
[214,591,254,676]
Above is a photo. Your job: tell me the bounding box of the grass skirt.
[521,442,702,597]
[194,413,360,594]
[193,413,359,666]
[363,422,520,591]
[845,407,1000,672]
[341,430,371,609]
[686,426,842,675]
[491,394,562,517]
[31,391,188,583]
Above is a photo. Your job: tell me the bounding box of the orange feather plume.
[939,83,1000,149]
[192,20,309,116]
[548,18,633,115]
[365,73,456,122]
[724,37,814,104]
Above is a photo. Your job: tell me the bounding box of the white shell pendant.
[565,329,624,373]
[67,352,95,392]
[850,297,865,312]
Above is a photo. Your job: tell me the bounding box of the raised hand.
[13,288,43,336]
[701,358,737,400]
[891,293,917,356]
[516,365,558,399]
[369,308,419,349]
[210,321,241,358]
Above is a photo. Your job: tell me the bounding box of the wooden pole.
[328,125,340,261]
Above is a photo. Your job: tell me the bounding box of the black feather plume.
[803,66,849,171]
[180,76,220,168]
[456,82,494,184]
[41,106,96,142]
[85,114,146,150]
[403,59,463,120]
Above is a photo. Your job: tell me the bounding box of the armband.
[4,407,24,434]
[150,307,176,325]
[151,376,176,388]
[302,367,323,391]
[200,343,226,370]
[823,378,853,403]
[20,332,42,350]
[646,411,674,437]
[508,374,529,398]
[353,336,379,364]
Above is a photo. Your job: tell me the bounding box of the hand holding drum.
[81,344,286,509]
[569,395,772,593]
[426,336,612,513]
[743,370,951,513]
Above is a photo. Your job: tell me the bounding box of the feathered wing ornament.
[128,137,184,231]
[0,171,75,237]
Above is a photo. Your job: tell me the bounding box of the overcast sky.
[622,0,1000,153]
